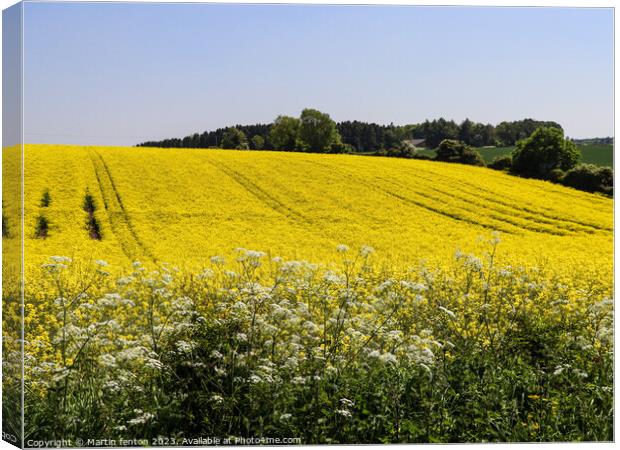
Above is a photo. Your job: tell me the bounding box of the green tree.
[269,115,301,151]
[511,127,580,179]
[299,108,341,152]
[422,118,459,148]
[458,118,473,144]
[221,127,249,150]
[251,135,265,150]
[436,139,485,166]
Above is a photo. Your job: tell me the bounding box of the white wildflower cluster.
[128,409,155,426]
[235,248,267,268]
[336,244,350,253]
[42,256,72,272]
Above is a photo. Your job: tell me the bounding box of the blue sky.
[21,2,613,145]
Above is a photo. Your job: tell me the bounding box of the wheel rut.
[89,150,156,263]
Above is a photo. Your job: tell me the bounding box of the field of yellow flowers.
[4,144,613,272]
[2,144,613,443]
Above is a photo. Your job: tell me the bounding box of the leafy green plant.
[35,215,49,238]
[41,189,52,207]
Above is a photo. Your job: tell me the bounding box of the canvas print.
[1,1,614,447]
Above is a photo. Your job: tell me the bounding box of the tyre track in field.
[406,164,612,231]
[402,173,604,234]
[204,158,363,247]
[318,157,609,234]
[298,159,518,235]
[205,158,313,224]
[298,161,516,234]
[372,175,580,236]
[89,150,156,263]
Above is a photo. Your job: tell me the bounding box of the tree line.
[137,111,564,152]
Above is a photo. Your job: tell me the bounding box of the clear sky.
[21,2,613,145]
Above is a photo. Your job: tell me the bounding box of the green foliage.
[35,215,49,239]
[436,140,463,161]
[436,140,485,166]
[489,154,512,171]
[299,108,341,152]
[459,147,486,166]
[85,215,102,240]
[2,212,9,238]
[457,145,612,168]
[329,139,353,154]
[511,127,580,179]
[40,189,51,207]
[82,190,102,239]
[549,168,565,183]
[268,115,301,151]
[458,118,496,147]
[83,190,97,213]
[495,119,563,146]
[250,134,265,150]
[560,164,613,195]
[221,127,249,150]
[411,153,433,161]
[139,118,569,154]
[380,142,419,159]
[422,119,459,148]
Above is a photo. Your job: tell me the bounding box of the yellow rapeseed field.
[3,144,612,278]
[3,143,613,337]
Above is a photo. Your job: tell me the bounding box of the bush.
[489,155,512,171]
[40,189,51,207]
[560,164,613,195]
[511,127,580,179]
[436,139,463,161]
[86,215,103,240]
[35,215,49,239]
[2,212,9,238]
[329,140,353,154]
[385,142,418,158]
[460,147,486,166]
[83,191,97,213]
[436,140,485,166]
[549,168,565,183]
